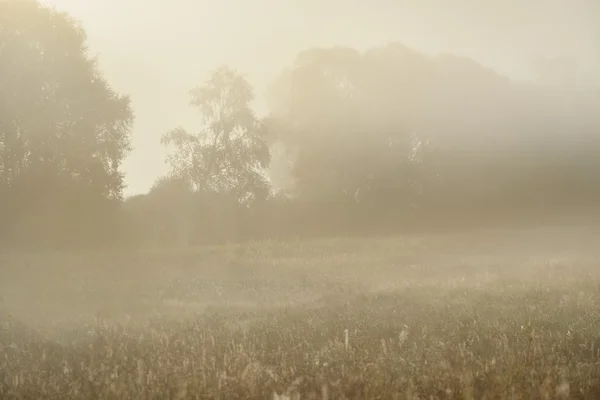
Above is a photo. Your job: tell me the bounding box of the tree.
[123,176,196,248]
[162,66,270,205]
[0,0,133,247]
[268,43,600,233]
[267,44,433,209]
[158,67,271,244]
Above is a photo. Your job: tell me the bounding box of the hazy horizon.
[40,0,600,196]
[6,4,600,396]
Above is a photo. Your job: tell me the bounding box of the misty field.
[2,227,600,399]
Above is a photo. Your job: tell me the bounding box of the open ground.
[2,226,600,399]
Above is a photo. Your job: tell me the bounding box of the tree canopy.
[0,0,133,247]
[162,67,270,206]
[267,44,600,204]
[3,2,600,248]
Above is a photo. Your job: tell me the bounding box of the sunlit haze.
[40,0,600,195]
[6,1,600,397]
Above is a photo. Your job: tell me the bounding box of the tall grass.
[1,229,600,398]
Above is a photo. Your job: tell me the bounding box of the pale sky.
[41,0,600,196]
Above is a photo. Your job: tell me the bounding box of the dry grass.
[1,227,600,399]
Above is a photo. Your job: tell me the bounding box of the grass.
[1,227,600,398]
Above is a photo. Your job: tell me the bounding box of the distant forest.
[2,1,600,249]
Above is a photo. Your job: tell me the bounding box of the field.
[2,226,600,399]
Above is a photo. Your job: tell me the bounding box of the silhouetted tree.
[266,43,600,233]
[0,0,133,248]
[267,45,433,214]
[122,176,196,247]
[156,67,271,244]
[162,66,270,205]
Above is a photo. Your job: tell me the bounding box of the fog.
[4,1,600,397]
[42,0,600,195]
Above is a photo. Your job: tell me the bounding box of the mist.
[3,0,600,398]
[39,0,600,195]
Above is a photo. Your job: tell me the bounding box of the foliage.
[0,0,133,247]
[267,43,600,216]
[162,67,270,206]
[3,2,600,248]
[119,42,600,247]
[267,45,437,205]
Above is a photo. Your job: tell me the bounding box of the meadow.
[1,226,600,399]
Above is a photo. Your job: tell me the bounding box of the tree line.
[2,1,600,249]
